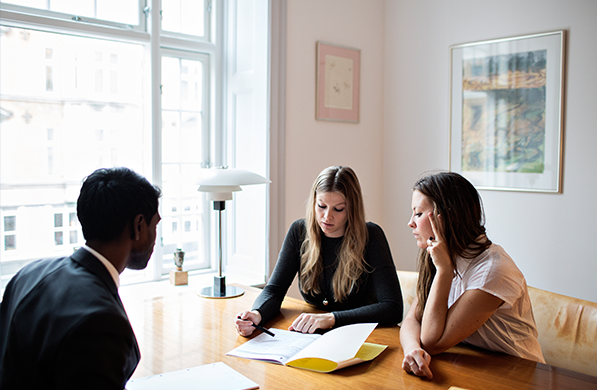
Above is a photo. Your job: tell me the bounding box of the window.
[52,209,80,248]
[3,215,16,251]
[1,0,271,290]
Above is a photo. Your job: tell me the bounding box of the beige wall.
[282,0,597,302]
[282,0,386,297]
[383,0,597,302]
[284,0,386,224]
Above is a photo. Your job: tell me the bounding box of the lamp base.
[198,285,244,299]
[197,276,244,299]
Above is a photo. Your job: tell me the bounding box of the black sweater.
[252,219,403,327]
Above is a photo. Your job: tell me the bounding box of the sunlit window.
[0,0,270,292]
[0,2,211,287]
[160,53,209,270]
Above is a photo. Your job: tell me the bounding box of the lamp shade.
[196,167,270,186]
[197,167,270,201]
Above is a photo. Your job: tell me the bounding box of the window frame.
[0,0,224,286]
[158,48,212,276]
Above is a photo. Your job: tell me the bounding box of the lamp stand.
[198,200,244,299]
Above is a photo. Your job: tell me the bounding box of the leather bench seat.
[528,285,597,376]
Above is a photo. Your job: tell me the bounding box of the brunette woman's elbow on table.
[420,336,456,356]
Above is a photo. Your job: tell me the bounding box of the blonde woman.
[235,166,403,335]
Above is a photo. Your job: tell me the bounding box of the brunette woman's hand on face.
[235,310,262,337]
[288,313,335,334]
[426,213,452,273]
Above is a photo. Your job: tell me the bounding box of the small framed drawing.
[316,41,360,123]
[449,31,566,193]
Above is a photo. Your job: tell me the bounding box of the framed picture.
[316,41,360,123]
[449,31,566,193]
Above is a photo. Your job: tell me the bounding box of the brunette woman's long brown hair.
[300,166,368,302]
[413,172,492,316]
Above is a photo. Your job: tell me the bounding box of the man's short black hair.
[77,167,162,242]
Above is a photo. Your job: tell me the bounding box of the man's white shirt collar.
[82,245,120,288]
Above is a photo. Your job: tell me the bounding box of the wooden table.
[122,284,597,389]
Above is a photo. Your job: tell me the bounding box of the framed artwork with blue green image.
[449,31,565,192]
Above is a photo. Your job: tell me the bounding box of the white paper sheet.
[126,362,259,390]
[226,328,321,364]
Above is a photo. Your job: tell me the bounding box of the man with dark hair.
[0,167,161,389]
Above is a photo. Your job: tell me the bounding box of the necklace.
[320,234,341,308]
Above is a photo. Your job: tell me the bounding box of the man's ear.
[132,214,145,240]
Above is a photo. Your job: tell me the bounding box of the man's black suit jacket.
[0,248,140,389]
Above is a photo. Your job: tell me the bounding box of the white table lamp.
[196,166,270,298]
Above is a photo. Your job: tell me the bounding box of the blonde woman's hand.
[288,313,335,334]
[426,213,452,272]
[402,347,433,379]
[235,310,262,337]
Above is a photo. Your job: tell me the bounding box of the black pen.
[237,316,275,337]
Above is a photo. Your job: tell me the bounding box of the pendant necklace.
[323,267,331,306]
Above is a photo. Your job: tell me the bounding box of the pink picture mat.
[316,42,361,123]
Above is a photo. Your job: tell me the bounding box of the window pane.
[1,27,146,179]
[1,27,146,276]
[54,213,63,228]
[2,0,46,8]
[4,0,139,25]
[161,57,181,110]
[96,0,139,25]
[162,0,205,37]
[4,216,16,231]
[161,54,206,271]
[181,59,203,111]
[5,235,16,250]
[69,212,77,226]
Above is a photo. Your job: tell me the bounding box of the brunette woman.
[401,172,544,379]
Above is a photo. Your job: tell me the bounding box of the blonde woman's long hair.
[299,166,369,302]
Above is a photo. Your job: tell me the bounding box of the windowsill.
[119,271,263,302]
[1,270,262,305]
